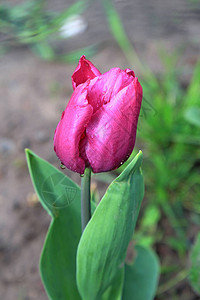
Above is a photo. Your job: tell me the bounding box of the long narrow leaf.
[77,151,144,300]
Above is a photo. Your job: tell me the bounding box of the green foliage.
[26,150,160,300]
[102,269,124,300]
[184,107,200,128]
[122,245,160,300]
[76,151,144,300]
[138,56,200,295]
[136,204,161,247]
[189,233,200,295]
[25,149,82,300]
[0,0,98,61]
[137,56,200,249]
[184,60,200,107]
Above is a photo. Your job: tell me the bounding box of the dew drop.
[105,123,109,129]
[60,163,66,169]
[80,174,84,177]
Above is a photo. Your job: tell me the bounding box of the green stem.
[81,168,91,232]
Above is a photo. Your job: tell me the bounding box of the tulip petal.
[54,81,93,174]
[85,78,142,173]
[87,68,135,113]
[124,68,135,77]
[72,55,101,90]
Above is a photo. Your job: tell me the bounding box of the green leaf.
[122,245,160,300]
[184,107,200,128]
[184,60,200,107]
[77,151,144,300]
[25,149,81,300]
[102,268,124,300]
[189,232,200,295]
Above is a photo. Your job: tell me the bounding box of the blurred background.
[0,0,200,299]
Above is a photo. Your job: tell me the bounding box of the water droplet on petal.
[105,123,109,129]
[60,163,66,169]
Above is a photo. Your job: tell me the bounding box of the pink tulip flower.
[54,56,143,174]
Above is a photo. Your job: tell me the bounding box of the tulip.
[54,56,143,174]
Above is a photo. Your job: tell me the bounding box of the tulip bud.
[54,56,143,174]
